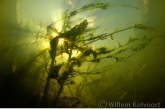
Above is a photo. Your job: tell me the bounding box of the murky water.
[0,0,165,108]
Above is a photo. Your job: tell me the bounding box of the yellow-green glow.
[0,0,165,107]
[58,38,65,45]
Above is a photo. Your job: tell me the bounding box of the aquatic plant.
[37,2,161,107]
[5,1,164,108]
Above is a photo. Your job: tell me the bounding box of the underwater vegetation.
[0,0,165,108]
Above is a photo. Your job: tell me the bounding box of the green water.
[0,0,165,108]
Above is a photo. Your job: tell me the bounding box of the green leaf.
[69,2,109,17]
[80,3,109,11]
[61,10,70,32]
[78,34,85,45]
